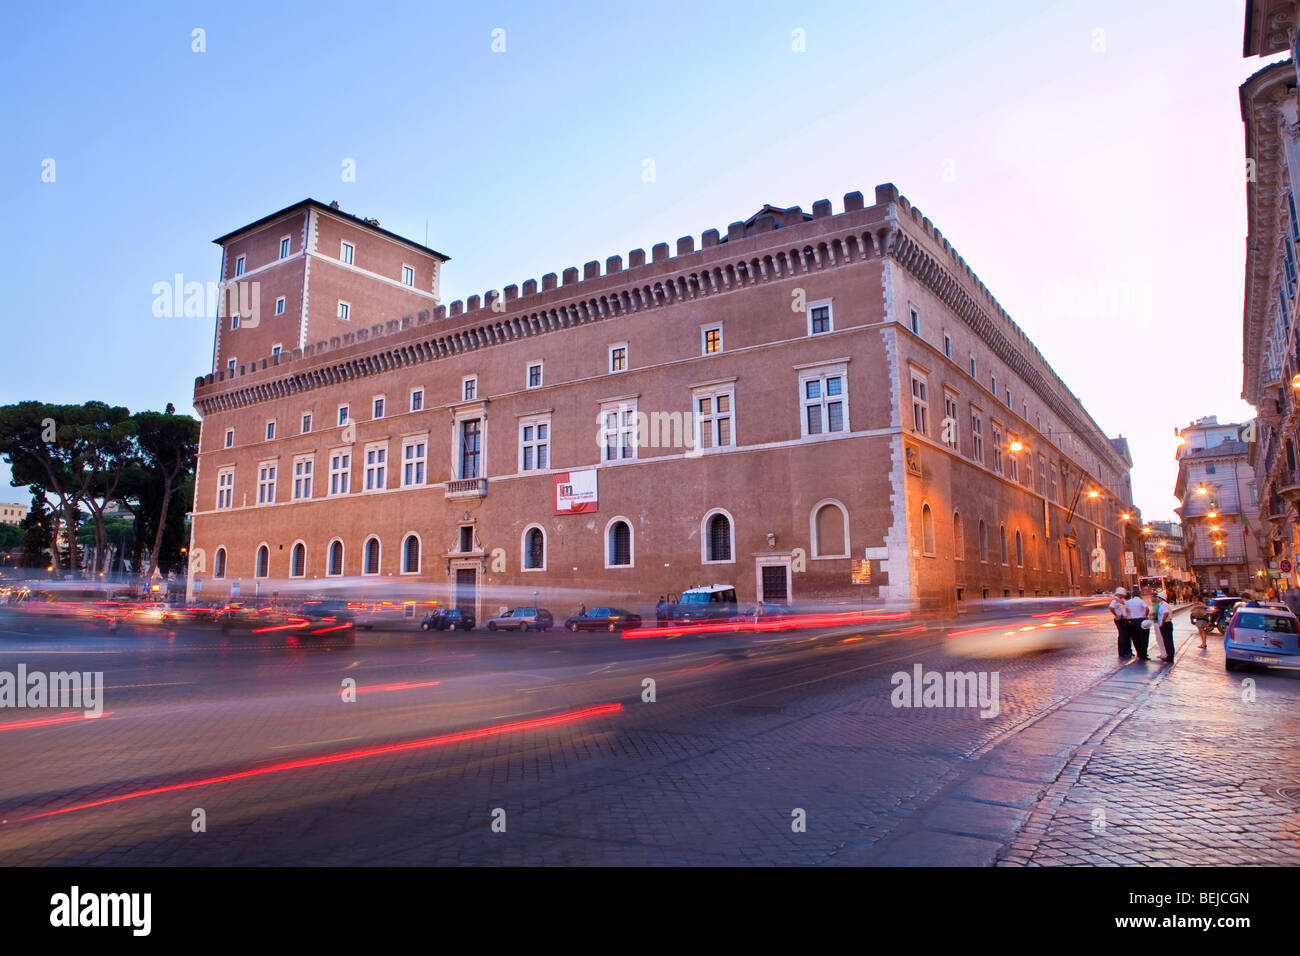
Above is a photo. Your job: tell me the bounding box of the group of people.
[1107,586,1176,663]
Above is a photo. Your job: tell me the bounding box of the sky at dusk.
[0,0,1282,519]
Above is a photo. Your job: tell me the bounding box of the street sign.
[1282,559,1293,574]
[230,580,240,598]
[1123,551,1135,575]
[851,559,871,584]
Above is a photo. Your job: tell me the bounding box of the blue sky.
[0,0,1276,518]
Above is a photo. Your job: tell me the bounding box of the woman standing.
[1188,598,1210,649]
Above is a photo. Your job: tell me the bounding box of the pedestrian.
[656,595,667,624]
[1124,588,1151,661]
[1284,584,1300,618]
[578,603,587,616]
[1188,597,1209,649]
[1152,590,1175,663]
[1108,586,1131,658]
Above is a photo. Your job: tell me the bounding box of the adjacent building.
[1242,0,1300,590]
[0,503,27,527]
[1143,520,1190,584]
[1174,416,1262,593]
[187,185,1135,618]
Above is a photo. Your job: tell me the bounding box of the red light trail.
[3,703,623,825]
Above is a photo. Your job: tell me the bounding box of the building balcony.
[445,478,487,499]
[1278,469,1300,504]
[1187,548,1249,565]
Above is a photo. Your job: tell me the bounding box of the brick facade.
[188,186,1133,618]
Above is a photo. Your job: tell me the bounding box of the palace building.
[186,184,1133,619]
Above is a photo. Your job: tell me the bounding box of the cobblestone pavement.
[997,611,1300,866]
[1,603,1295,865]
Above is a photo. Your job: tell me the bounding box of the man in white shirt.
[1153,590,1175,662]
[1124,591,1152,660]
[1108,587,1131,658]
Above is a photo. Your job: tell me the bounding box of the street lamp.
[1087,489,1099,499]
[1121,512,1131,521]
[1008,439,1024,453]
[1196,485,1208,495]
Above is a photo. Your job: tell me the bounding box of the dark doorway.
[761,565,788,603]
[456,568,477,615]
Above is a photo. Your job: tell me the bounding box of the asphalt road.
[0,600,1215,865]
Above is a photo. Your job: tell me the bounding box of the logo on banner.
[554,470,598,515]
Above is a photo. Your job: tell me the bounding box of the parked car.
[729,603,798,627]
[422,608,474,631]
[1224,605,1300,671]
[297,600,358,624]
[1204,596,1243,635]
[486,607,554,632]
[564,607,642,632]
[665,584,738,623]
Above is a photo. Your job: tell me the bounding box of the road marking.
[102,681,192,690]
[268,736,362,751]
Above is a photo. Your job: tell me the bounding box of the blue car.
[1224,606,1300,671]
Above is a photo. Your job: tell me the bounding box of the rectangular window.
[271,344,282,360]
[1009,452,1019,482]
[231,314,240,330]
[292,456,313,500]
[227,358,236,375]
[338,405,349,427]
[402,438,427,486]
[234,255,245,277]
[520,418,550,471]
[410,388,424,412]
[340,241,354,265]
[943,333,952,358]
[364,443,387,491]
[1025,450,1034,489]
[1050,466,1059,502]
[373,396,385,419]
[329,450,351,495]
[527,363,543,389]
[224,428,234,449]
[943,392,959,450]
[279,237,291,259]
[910,372,929,435]
[695,388,734,449]
[216,468,234,509]
[337,301,350,320]
[1038,453,1047,493]
[990,374,996,395]
[462,376,477,401]
[1005,388,1011,407]
[301,413,312,434]
[601,404,638,461]
[808,301,832,335]
[265,420,276,441]
[801,368,847,436]
[702,326,722,355]
[969,355,976,377]
[909,308,920,335]
[275,297,285,315]
[402,265,415,286]
[257,462,277,505]
[971,409,984,464]
[992,423,1004,474]
[609,344,628,373]
[460,419,482,478]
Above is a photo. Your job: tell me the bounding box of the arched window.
[402,534,420,574]
[327,540,344,576]
[921,504,935,556]
[1000,526,1008,564]
[290,542,306,577]
[953,513,964,561]
[255,544,269,578]
[523,527,545,570]
[363,537,380,575]
[1015,531,1023,567]
[978,520,988,562]
[214,547,226,579]
[811,500,849,558]
[607,519,632,567]
[705,511,733,563]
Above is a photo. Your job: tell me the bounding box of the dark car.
[486,607,554,632]
[422,608,474,631]
[216,603,294,632]
[297,600,358,624]
[564,607,642,632]
[1205,597,1243,634]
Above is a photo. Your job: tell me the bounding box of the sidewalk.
[997,612,1300,865]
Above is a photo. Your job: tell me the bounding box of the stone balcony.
[445,478,487,500]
